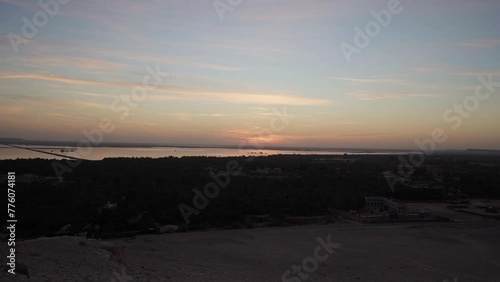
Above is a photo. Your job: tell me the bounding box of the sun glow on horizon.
[0,0,499,149]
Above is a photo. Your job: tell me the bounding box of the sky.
[0,0,499,150]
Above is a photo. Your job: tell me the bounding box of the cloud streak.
[456,39,500,48]
[329,77,401,84]
[0,73,331,106]
[350,92,441,100]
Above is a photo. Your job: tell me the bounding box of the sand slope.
[1,222,499,282]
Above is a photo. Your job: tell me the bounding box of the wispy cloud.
[66,100,110,110]
[2,0,499,148]
[339,132,399,137]
[350,92,441,100]
[157,112,230,121]
[158,113,229,117]
[7,52,245,73]
[11,56,128,72]
[412,66,500,78]
[233,0,370,22]
[448,71,500,77]
[0,0,35,10]
[0,73,121,87]
[91,52,247,72]
[63,90,116,99]
[156,87,331,105]
[328,77,401,84]
[412,66,446,73]
[456,39,500,48]
[0,105,25,114]
[0,73,331,106]
[329,121,362,125]
[330,76,444,90]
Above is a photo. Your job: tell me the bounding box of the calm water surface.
[0,145,408,160]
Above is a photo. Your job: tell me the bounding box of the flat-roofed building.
[365,196,407,212]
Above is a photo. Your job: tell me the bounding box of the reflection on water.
[0,145,406,160]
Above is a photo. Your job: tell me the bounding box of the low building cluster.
[342,196,435,223]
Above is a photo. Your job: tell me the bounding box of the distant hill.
[0,137,25,142]
[466,149,500,153]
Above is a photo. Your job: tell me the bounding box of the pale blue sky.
[1,0,499,149]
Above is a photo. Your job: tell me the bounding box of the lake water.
[0,145,407,160]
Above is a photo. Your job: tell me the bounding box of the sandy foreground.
[1,221,499,282]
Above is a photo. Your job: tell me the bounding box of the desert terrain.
[1,220,499,282]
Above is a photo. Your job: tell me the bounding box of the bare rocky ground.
[1,221,499,282]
